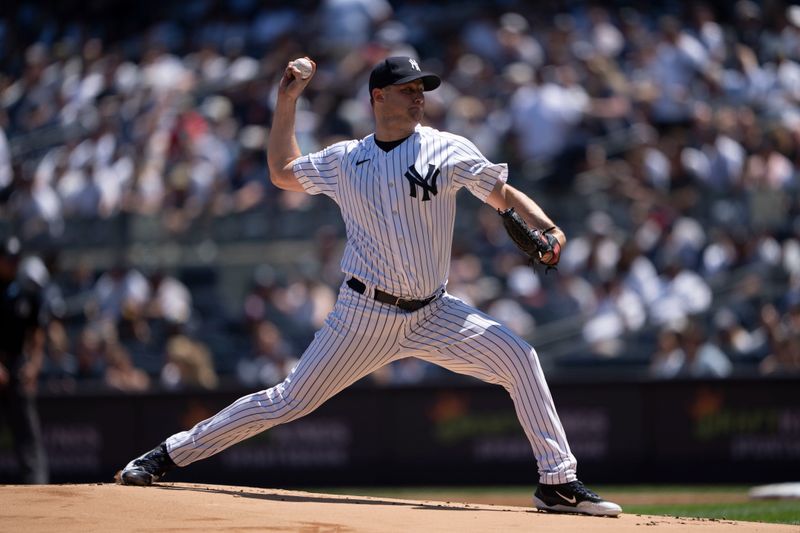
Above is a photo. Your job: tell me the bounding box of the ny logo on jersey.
[408,58,421,71]
[404,164,440,201]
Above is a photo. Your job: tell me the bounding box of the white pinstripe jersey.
[292,124,507,299]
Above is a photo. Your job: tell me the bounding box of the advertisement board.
[0,379,797,485]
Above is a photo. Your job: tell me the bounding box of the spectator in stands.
[104,341,150,392]
[550,270,598,321]
[4,161,63,241]
[445,251,494,308]
[57,256,96,317]
[317,0,393,58]
[646,15,713,128]
[682,107,747,192]
[509,64,591,178]
[86,259,150,342]
[649,323,685,379]
[74,327,106,381]
[145,270,192,327]
[242,264,296,336]
[566,211,624,285]
[587,6,625,60]
[615,239,660,314]
[41,319,78,394]
[713,307,767,364]
[236,320,296,387]
[758,302,800,376]
[160,334,218,390]
[648,258,713,328]
[487,296,537,339]
[652,321,733,378]
[58,160,102,218]
[211,139,267,216]
[701,228,740,279]
[270,275,336,346]
[582,276,646,358]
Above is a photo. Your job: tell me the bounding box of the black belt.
[347,277,442,312]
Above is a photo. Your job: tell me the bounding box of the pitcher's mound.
[1,482,794,532]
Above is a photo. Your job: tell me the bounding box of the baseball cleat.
[119,442,176,486]
[534,480,622,517]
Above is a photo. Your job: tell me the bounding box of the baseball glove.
[499,208,561,270]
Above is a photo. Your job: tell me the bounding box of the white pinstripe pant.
[166,285,577,484]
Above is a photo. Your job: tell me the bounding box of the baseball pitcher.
[118,56,622,517]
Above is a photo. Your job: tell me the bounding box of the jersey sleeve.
[448,134,508,202]
[291,140,350,203]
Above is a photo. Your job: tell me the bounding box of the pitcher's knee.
[258,382,321,425]
[498,347,541,384]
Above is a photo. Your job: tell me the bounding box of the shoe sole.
[533,496,622,517]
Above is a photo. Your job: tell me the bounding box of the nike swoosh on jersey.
[355,159,370,166]
[555,491,577,504]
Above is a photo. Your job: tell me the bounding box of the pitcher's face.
[374,79,425,126]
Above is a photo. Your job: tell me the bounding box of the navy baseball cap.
[369,56,441,93]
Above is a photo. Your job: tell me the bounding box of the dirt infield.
[1,482,794,532]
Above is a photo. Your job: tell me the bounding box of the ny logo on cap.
[408,58,420,71]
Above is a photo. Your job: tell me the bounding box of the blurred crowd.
[1,0,800,394]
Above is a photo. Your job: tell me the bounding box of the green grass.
[304,485,800,526]
[601,485,800,525]
[597,484,746,493]
[623,501,800,525]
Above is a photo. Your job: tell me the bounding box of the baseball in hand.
[290,57,313,79]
